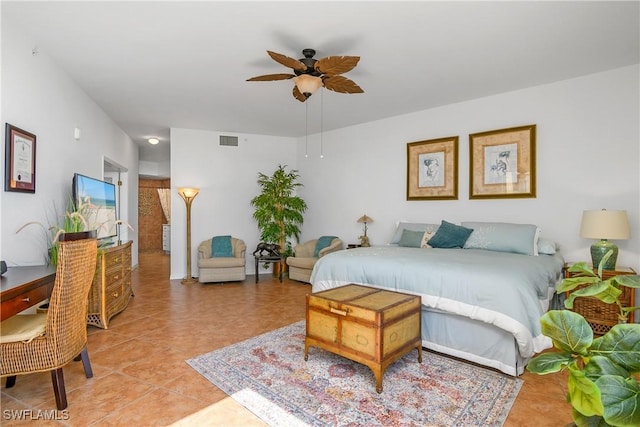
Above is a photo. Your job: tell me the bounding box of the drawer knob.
[114,275,119,280]
[113,292,119,298]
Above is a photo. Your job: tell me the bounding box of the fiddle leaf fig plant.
[527,311,640,427]
[528,250,640,427]
[558,250,640,322]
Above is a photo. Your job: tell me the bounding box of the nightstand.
[564,264,636,335]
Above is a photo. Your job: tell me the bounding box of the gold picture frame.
[469,124,536,199]
[406,136,458,200]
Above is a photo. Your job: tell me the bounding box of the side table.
[254,255,283,283]
[564,264,636,335]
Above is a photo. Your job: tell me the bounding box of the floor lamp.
[178,187,199,284]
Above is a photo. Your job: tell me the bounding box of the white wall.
[296,65,639,272]
[169,128,297,280]
[0,21,140,266]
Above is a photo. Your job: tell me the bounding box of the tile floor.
[1,251,572,426]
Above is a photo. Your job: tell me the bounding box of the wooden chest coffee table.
[304,284,422,393]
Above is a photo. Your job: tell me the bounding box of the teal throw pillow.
[314,236,338,257]
[398,229,424,248]
[428,221,473,249]
[211,235,233,257]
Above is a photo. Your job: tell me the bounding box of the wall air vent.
[219,135,239,147]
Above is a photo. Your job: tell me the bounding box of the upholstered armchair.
[197,236,246,283]
[286,237,343,283]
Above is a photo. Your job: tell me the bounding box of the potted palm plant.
[250,165,307,275]
[527,251,640,427]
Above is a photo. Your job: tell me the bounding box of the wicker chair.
[0,231,98,410]
[286,237,343,283]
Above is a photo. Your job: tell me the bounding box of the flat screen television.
[72,173,117,240]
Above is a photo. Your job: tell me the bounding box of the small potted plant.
[527,251,640,427]
[250,164,307,274]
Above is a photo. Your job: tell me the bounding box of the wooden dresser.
[87,241,133,329]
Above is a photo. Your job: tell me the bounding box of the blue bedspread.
[311,246,565,358]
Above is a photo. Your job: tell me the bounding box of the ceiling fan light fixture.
[293,74,322,97]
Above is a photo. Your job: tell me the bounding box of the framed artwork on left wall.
[5,123,36,193]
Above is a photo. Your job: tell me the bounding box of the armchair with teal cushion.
[286,237,343,283]
[197,236,246,283]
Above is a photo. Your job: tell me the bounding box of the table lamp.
[580,209,629,270]
[357,215,373,247]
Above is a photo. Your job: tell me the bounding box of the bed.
[310,221,565,376]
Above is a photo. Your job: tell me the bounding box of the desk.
[254,255,283,283]
[1,265,56,321]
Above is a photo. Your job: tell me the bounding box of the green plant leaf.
[572,409,608,427]
[527,352,574,374]
[541,310,593,354]
[569,363,605,417]
[568,262,599,277]
[565,282,622,309]
[584,356,631,382]
[596,375,640,427]
[558,276,602,294]
[614,275,640,289]
[591,324,640,372]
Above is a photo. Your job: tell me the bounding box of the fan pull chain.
[320,89,324,159]
[305,101,309,158]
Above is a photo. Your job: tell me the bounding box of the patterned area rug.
[186,321,522,426]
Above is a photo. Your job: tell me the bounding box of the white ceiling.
[3,1,639,163]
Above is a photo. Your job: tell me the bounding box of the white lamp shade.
[178,187,200,199]
[580,209,630,240]
[293,75,322,96]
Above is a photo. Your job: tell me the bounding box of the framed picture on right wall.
[469,124,536,199]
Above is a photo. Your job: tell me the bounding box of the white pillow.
[537,238,557,255]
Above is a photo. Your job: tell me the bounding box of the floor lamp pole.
[178,187,199,284]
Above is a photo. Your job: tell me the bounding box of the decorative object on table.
[469,124,536,199]
[250,164,307,266]
[4,123,36,193]
[527,254,640,427]
[252,242,283,283]
[357,214,373,247]
[580,209,630,270]
[16,195,132,266]
[187,321,522,426]
[197,236,247,283]
[0,231,97,410]
[177,187,199,284]
[0,260,6,275]
[285,237,343,283]
[560,250,639,332]
[246,49,363,101]
[406,136,459,200]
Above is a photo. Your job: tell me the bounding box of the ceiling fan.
[247,48,364,102]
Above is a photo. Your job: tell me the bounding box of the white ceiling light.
[148,138,159,145]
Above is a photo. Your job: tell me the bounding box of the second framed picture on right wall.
[469,124,536,199]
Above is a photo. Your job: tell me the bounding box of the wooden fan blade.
[247,73,296,81]
[267,51,307,72]
[321,75,364,94]
[315,56,360,76]
[293,86,307,102]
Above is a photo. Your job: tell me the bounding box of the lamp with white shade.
[580,209,630,270]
